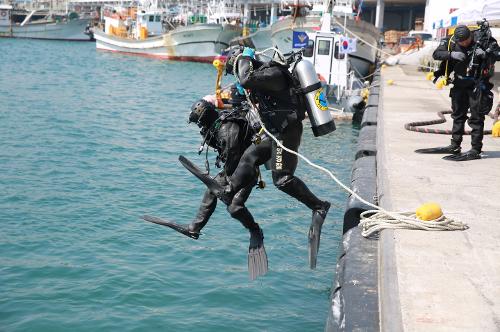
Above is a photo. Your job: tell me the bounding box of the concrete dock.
[378,66,500,331]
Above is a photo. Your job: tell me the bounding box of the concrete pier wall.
[325,69,382,331]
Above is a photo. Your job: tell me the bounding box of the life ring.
[0,11,7,17]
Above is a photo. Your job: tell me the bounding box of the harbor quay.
[373,66,500,331]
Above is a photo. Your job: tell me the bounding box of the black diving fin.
[309,201,331,270]
[179,155,232,205]
[415,145,461,154]
[142,215,200,240]
[442,150,481,161]
[248,227,268,281]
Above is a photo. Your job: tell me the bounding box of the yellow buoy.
[416,202,443,221]
[426,72,434,81]
[493,121,500,137]
[387,79,394,85]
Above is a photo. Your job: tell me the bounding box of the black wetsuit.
[225,56,326,212]
[433,31,500,152]
[190,106,259,233]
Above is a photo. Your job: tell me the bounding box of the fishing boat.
[0,4,92,41]
[94,1,242,62]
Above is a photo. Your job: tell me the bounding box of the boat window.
[303,40,314,57]
[334,42,345,59]
[155,15,161,22]
[317,40,330,55]
[149,15,154,22]
[399,37,416,45]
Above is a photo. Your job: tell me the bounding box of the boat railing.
[20,10,37,26]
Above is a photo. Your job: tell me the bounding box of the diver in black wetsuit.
[163,89,268,280]
[204,47,331,269]
[417,22,500,160]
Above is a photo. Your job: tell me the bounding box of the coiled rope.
[236,49,469,238]
[405,110,493,135]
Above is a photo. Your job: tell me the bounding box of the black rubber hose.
[404,110,492,135]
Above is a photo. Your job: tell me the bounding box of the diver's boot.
[142,215,200,239]
[443,149,481,161]
[248,226,268,281]
[308,201,331,269]
[415,144,461,154]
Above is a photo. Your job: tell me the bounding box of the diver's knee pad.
[227,203,244,218]
[273,173,295,191]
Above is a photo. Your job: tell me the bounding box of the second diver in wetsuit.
[149,87,268,280]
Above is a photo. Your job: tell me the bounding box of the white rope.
[358,211,468,238]
[234,52,468,237]
[259,122,468,237]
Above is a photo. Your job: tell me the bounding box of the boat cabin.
[136,10,163,36]
[303,30,352,103]
[0,4,12,26]
[103,5,164,39]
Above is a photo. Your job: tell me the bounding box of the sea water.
[0,39,359,332]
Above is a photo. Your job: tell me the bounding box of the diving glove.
[242,47,255,59]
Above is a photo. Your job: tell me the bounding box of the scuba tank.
[293,59,336,137]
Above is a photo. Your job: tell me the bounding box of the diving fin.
[142,215,200,240]
[179,155,232,205]
[443,150,481,161]
[248,227,268,281]
[309,201,331,269]
[415,145,461,154]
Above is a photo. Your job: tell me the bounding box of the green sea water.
[0,39,359,331]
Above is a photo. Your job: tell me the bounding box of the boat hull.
[0,18,92,41]
[94,23,241,62]
[249,26,272,50]
[94,29,168,58]
[331,17,379,77]
[164,23,241,62]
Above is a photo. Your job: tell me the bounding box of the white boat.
[271,0,379,77]
[94,2,242,62]
[0,4,92,41]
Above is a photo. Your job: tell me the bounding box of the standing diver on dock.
[143,85,269,280]
[179,46,334,269]
[417,21,500,161]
